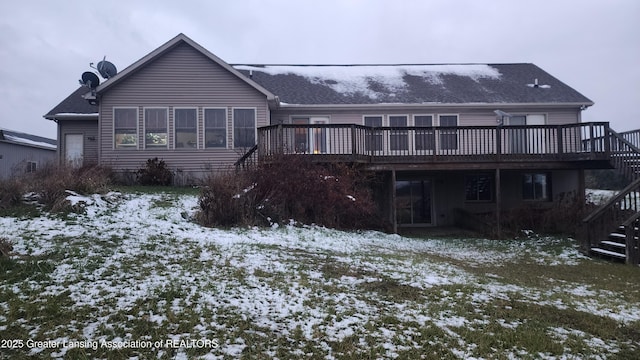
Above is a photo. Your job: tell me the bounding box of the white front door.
[65,134,84,167]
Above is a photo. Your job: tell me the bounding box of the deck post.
[351,124,357,161]
[391,169,397,234]
[277,123,284,154]
[495,168,502,239]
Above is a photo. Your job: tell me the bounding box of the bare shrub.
[197,155,382,230]
[0,238,13,257]
[28,164,113,211]
[196,170,257,227]
[0,177,27,209]
[499,191,595,237]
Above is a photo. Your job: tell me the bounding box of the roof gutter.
[44,113,99,121]
[276,102,594,111]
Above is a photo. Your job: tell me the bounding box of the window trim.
[143,107,169,149]
[173,107,199,150]
[231,107,257,149]
[113,107,139,150]
[204,107,228,149]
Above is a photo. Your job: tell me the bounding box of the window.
[114,108,138,148]
[364,115,383,151]
[26,161,37,173]
[414,115,435,151]
[144,108,168,148]
[465,174,493,202]
[523,173,551,201]
[439,115,458,150]
[389,115,408,151]
[233,108,256,148]
[205,108,227,148]
[174,108,197,149]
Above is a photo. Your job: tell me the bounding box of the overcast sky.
[1,0,638,139]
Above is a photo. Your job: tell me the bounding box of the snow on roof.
[234,64,501,100]
[53,112,99,117]
[1,129,57,150]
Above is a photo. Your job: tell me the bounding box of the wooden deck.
[252,122,612,170]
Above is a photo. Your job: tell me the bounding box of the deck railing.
[256,122,610,164]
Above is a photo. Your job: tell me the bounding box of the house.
[0,128,57,179]
[44,33,640,261]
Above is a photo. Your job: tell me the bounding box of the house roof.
[233,63,594,107]
[45,33,593,117]
[44,86,98,120]
[0,128,57,150]
[95,33,276,101]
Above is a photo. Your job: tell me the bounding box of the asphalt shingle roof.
[0,128,57,149]
[233,63,593,106]
[44,86,98,118]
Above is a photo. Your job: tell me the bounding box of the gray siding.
[271,107,581,126]
[99,42,269,175]
[58,119,99,166]
[0,142,55,179]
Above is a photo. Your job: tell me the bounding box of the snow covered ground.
[1,190,638,359]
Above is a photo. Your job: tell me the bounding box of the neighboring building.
[44,33,639,238]
[0,128,57,179]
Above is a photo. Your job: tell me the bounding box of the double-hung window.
[523,173,551,201]
[233,108,256,148]
[465,174,493,202]
[114,108,138,148]
[144,108,168,149]
[205,108,227,148]
[439,115,458,151]
[389,115,408,151]
[174,108,197,149]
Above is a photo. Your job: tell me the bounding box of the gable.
[96,34,274,102]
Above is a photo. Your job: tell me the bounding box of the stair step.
[591,247,626,259]
[600,240,626,249]
[609,232,626,240]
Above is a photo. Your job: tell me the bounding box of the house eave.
[276,102,595,111]
[44,113,99,121]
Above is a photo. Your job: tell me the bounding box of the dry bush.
[28,164,113,211]
[0,237,13,257]
[196,170,258,227]
[499,191,595,237]
[0,177,27,209]
[197,155,382,230]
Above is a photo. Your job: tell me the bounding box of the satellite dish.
[79,71,100,89]
[90,56,118,79]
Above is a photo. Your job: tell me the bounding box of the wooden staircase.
[582,128,640,265]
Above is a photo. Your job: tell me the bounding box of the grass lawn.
[1,189,639,359]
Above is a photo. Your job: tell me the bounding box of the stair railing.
[580,177,640,258]
[622,211,640,265]
[608,129,640,182]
